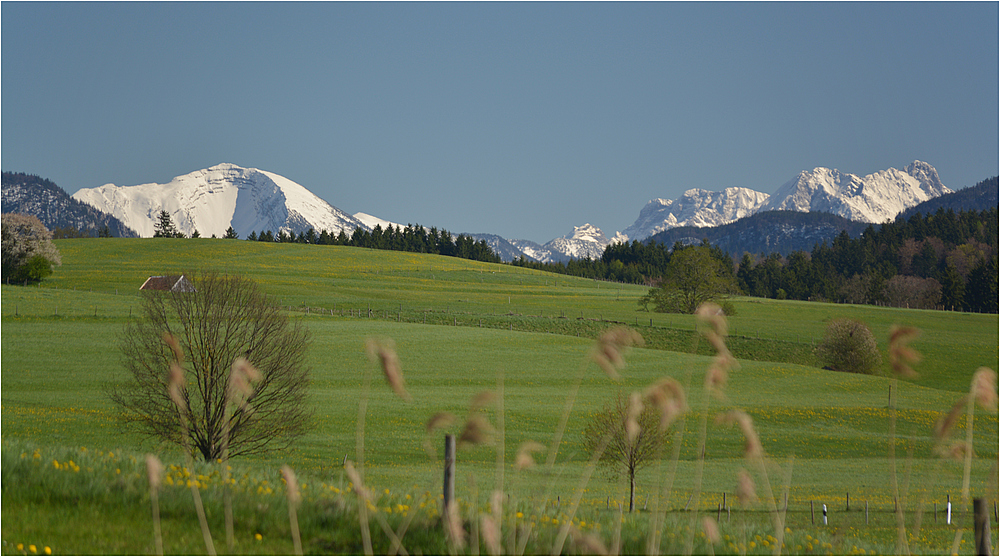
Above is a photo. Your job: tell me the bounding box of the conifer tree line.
[514,207,998,313]
[245,223,502,264]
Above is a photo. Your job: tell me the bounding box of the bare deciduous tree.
[583,391,670,512]
[111,271,312,460]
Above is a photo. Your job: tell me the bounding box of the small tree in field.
[1,213,61,283]
[111,271,312,460]
[583,391,669,512]
[816,318,882,375]
[640,245,738,314]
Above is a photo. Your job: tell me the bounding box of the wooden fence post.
[811,501,815,525]
[974,498,991,556]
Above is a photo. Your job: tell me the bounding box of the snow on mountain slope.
[760,160,951,222]
[72,163,366,238]
[467,233,531,262]
[508,238,554,263]
[621,187,770,241]
[621,161,950,241]
[509,224,618,263]
[544,224,611,260]
[353,212,407,231]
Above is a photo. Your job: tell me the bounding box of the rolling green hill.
[2,239,997,555]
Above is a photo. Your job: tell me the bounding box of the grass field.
[2,238,997,555]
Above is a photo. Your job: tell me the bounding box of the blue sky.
[2,2,997,242]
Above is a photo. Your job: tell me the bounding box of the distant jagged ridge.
[899,176,998,220]
[646,211,870,256]
[1,172,138,237]
[622,161,951,242]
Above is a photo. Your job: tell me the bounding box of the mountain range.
[2,160,976,261]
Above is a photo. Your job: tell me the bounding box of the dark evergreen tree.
[938,264,965,310]
[965,257,998,313]
[153,210,181,238]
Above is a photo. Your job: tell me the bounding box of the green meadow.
[2,238,997,555]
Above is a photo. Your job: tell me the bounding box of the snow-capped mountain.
[467,233,533,262]
[621,161,950,241]
[353,212,406,231]
[507,224,621,263]
[72,163,367,238]
[760,160,951,222]
[621,187,770,242]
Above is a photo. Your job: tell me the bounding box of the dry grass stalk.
[344,460,374,556]
[695,302,728,336]
[626,391,644,444]
[889,325,921,378]
[934,395,970,443]
[423,412,457,458]
[948,366,993,557]
[223,357,261,550]
[168,362,187,414]
[161,335,215,555]
[443,503,466,551]
[365,338,411,402]
[228,357,261,409]
[736,470,757,507]
[569,524,609,556]
[684,302,735,555]
[459,391,497,447]
[515,441,545,471]
[644,377,688,432]
[470,390,497,412]
[281,465,303,556]
[716,410,763,459]
[344,460,372,502]
[548,327,642,473]
[145,454,164,556]
[704,357,733,400]
[591,326,644,380]
[701,516,721,545]
[426,411,457,433]
[481,515,501,556]
[971,367,998,411]
[163,332,184,365]
[459,414,494,446]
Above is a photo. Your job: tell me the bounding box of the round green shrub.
[815,318,882,374]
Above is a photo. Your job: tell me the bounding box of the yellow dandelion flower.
[255,533,262,541]
[29,544,37,553]
[44,547,51,555]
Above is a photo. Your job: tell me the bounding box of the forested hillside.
[515,207,998,313]
[899,176,998,219]
[244,223,502,264]
[1,172,138,238]
[736,207,997,311]
[646,210,869,256]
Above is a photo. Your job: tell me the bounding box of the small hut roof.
[140,275,195,292]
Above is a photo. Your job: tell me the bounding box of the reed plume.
[281,465,303,556]
[162,333,215,556]
[365,338,411,402]
[145,454,164,556]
